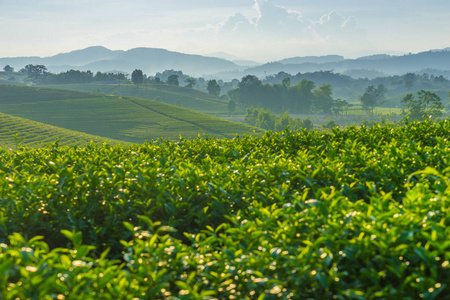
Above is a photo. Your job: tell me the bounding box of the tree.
[281,77,291,87]
[131,69,143,89]
[233,75,263,107]
[207,79,221,96]
[313,84,334,114]
[332,98,349,115]
[301,119,314,131]
[3,65,14,73]
[185,77,197,88]
[22,64,48,84]
[290,79,315,113]
[275,111,290,131]
[227,100,236,115]
[167,75,179,86]
[401,90,444,120]
[322,120,338,130]
[404,73,416,90]
[360,84,386,114]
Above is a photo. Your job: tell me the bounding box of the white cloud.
[312,11,357,36]
[212,1,363,60]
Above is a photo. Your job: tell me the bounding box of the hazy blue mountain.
[0,56,42,68]
[431,47,450,52]
[242,50,450,78]
[0,46,239,77]
[355,54,393,61]
[41,46,123,66]
[0,46,122,72]
[232,60,261,67]
[207,52,242,61]
[277,55,345,65]
[342,69,387,79]
[2,47,450,79]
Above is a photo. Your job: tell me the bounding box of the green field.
[44,83,234,115]
[0,112,128,149]
[0,85,261,143]
[1,119,450,298]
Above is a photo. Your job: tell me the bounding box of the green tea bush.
[1,119,450,298]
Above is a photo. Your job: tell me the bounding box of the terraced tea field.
[0,85,261,143]
[0,112,127,149]
[44,83,231,114]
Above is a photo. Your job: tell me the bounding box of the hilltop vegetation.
[0,85,261,143]
[1,119,450,298]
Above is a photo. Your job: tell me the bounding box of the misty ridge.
[2,46,450,81]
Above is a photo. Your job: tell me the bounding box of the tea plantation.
[0,112,128,149]
[43,83,230,115]
[1,119,450,299]
[0,85,260,143]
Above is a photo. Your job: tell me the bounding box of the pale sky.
[1,0,449,61]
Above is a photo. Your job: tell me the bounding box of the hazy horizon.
[1,0,450,62]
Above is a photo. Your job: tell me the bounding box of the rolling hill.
[0,112,127,149]
[43,83,232,114]
[0,85,261,143]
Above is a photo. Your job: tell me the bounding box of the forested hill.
[243,50,450,78]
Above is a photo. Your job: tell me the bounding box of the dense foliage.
[264,71,450,101]
[228,76,343,114]
[244,108,313,131]
[402,90,444,120]
[1,119,450,298]
[19,65,128,85]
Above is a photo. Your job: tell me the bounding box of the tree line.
[13,64,128,85]
[227,75,349,115]
[244,108,314,131]
[264,70,450,100]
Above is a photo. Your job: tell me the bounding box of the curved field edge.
[43,83,231,114]
[1,119,450,298]
[0,112,128,149]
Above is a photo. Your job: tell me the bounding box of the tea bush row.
[1,119,450,298]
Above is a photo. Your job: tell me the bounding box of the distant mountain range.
[243,50,450,79]
[1,46,450,80]
[0,46,241,77]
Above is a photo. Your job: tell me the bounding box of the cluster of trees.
[264,71,450,100]
[228,75,348,115]
[131,69,222,96]
[401,90,444,119]
[16,64,128,85]
[244,108,313,131]
[3,65,14,73]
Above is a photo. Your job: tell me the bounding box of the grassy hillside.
[0,112,127,149]
[44,83,233,114]
[0,85,261,143]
